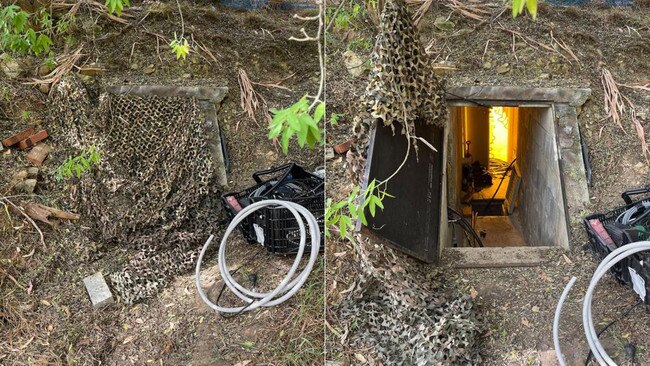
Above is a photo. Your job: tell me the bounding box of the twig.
[0,198,45,249]
[175,0,185,40]
[237,68,262,127]
[27,46,85,91]
[623,95,650,163]
[601,68,626,133]
[481,39,493,62]
[411,0,434,26]
[289,0,324,111]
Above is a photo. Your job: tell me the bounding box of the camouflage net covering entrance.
[51,77,225,304]
[340,0,482,364]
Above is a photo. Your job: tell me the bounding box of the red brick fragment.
[2,127,35,147]
[26,143,51,166]
[334,140,353,154]
[18,130,48,150]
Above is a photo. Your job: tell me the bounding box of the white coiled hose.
[195,199,321,313]
[554,241,650,365]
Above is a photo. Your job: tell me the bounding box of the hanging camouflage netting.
[340,0,481,363]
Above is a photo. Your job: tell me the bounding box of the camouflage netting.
[50,76,224,303]
[348,0,447,183]
[341,0,481,363]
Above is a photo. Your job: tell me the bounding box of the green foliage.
[348,37,372,51]
[105,0,131,16]
[0,4,52,56]
[55,146,102,182]
[328,2,364,31]
[170,35,190,60]
[512,0,537,20]
[19,110,31,121]
[329,113,344,125]
[325,179,393,239]
[268,97,324,155]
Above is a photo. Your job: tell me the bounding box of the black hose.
[448,207,484,247]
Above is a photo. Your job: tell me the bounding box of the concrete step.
[441,246,554,268]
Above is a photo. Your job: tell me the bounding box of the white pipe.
[553,276,577,366]
[555,241,650,365]
[195,199,321,313]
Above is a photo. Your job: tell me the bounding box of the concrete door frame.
[440,86,591,261]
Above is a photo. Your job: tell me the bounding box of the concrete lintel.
[442,247,553,268]
[446,86,591,107]
[105,85,228,105]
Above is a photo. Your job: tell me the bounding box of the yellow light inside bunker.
[489,106,509,161]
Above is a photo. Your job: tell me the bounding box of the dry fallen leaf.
[123,336,135,345]
[355,353,367,363]
[470,287,478,299]
[521,318,530,327]
[234,361,252,366]
[562,254,573,265]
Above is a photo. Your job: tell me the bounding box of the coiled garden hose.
[554,242,650,365]
[195,199,321,314]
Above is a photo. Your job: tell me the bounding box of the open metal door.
[361,120,445,263]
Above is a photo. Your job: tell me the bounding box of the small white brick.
[83,272,114,309]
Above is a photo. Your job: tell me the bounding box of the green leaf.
[339,215,351,239]
[368,197,376,217]
[12,12,28,33]
[359,209,367,226]
[287,112,302,132]
[375,196,384,210]
[526,0,538,20]
[280,127,293,154]
[296,121,309,147]
[314,102,325,123]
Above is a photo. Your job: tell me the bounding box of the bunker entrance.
[362,87,591,265]
[447,106,569,249]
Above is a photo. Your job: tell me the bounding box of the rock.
[9,170,28,187]
[143,64,156,75]
[15,179,36,194]
[37,65,53,77]
[434,16,455,31]
[38,83,50,94]
[83,272,114,309]
[496,63,511,74]
[325,147,335,160]
[342,50,365,78]
[0,55,22,79]
[26,167,39,178]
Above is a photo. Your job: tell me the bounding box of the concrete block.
[83,272,114,309]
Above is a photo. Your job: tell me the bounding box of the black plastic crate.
[583,186,650,303]
[253,193,324,255]
[222,163,324,255]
